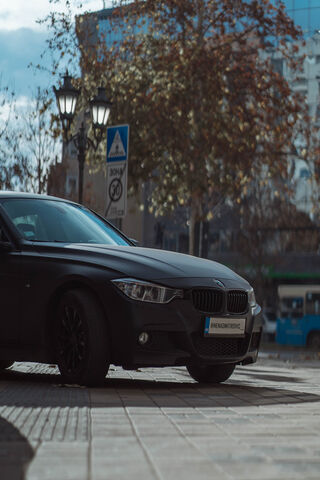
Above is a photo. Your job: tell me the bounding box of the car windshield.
[0,198,130,245]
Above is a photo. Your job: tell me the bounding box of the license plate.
[204,317,246,336]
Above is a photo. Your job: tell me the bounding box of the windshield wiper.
[28,239,68,243]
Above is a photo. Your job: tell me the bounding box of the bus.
[276,284,320,349]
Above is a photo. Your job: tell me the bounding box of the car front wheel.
[187,363,235,383]
[55,289,110,386]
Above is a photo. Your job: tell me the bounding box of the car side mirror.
[130,238,139,246]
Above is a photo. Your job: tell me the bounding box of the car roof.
[0,191,74,203]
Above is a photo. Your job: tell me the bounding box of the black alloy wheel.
[58,304,86,375]
[55,289,110,386]
[187,363,235,383]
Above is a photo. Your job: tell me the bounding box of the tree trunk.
[189,196,199,256]
[198,220,203,257]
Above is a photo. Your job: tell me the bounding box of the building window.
[271,58,284,75]
[300,168,310,179]
[66,175,78,195]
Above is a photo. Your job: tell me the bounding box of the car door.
[0,219,22,345]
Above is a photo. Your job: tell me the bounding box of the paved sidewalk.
[260,342,320,362]
[0,358,319,480]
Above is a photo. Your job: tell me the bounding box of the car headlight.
[247,287,256,307]
[111,278,183,304]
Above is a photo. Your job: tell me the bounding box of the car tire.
[187,363,235,383]
[0,361,14,370]
[308,332,320,351]
[55,289,110,386]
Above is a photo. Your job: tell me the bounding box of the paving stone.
[0,358,319,479]
[153,457,228,480]
[91,438,157,480]
[25,442,88,480]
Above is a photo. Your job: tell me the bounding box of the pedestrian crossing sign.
[106,124,129,163]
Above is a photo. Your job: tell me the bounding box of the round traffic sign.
[109,178,123,202]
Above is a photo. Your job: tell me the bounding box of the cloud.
[0,0,111,31]
[0,2,49,31]
[0,1,113,164]
[0,1,113,95]
[0,94,30,123]
[0,28,50,95]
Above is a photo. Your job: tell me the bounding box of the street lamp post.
[53,72,112,204]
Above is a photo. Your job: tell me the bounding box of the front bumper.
[107,287,263,369]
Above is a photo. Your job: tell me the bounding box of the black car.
[0,192,262,386]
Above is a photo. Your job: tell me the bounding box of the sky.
[0,0,110,99]
[2,1,320,101]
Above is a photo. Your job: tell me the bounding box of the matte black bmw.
[0,192,262,386]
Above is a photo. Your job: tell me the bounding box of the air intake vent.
[227,290,248,314]
[193,335,245,356]
[192,289,223,313]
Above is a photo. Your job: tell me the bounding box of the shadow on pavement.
[234,370,305,383]
[0,417,34,480]
[0,365,319,409]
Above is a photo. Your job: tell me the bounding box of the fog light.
[138,332,149,345]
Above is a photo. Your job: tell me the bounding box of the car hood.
[59,244,251,289]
